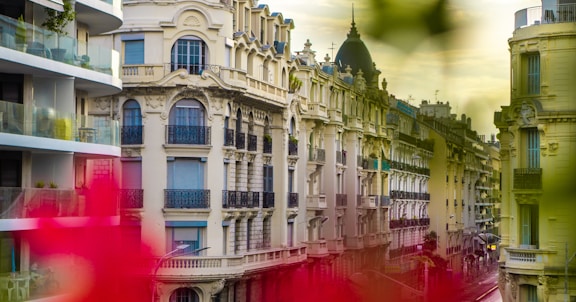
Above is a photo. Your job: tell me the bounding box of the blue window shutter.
[125,40,144,64]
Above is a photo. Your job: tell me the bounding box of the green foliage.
[42,0,75,35]
[49,181,58,189]
[35,181,45,188]
[288,74,302,93]
[264,134,272,143]
[16,15,26,45]
[423,230,438,252]
[289,135,298,144]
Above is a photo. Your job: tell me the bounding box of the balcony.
[360,195,377,208]
[0,187,118,219]
[308,148,326,163]
[327,238,344,253]
[504,247,558,272]
[386,113,399,126]
[263,136,272,154]
[165,125,211,145]
[513,168,542,190]
[364,233,379,247]
[224,128,235,146]
[514,4,576,29]
[156,246,307,277]
[288,137,298,155]
[380,195,390,207]
[121,125,143,145]
[307,102,328,119]
[306,194,327,209]
[306,240,329,257]
[336,194,347,207]
[247,134,257,151]
[0,100,120,146]
[262,192,275,208]
[0,15,118,77]
[222,190,259,208]
[164,189,210,209]
[287,192,298,208]
[235,132,246,149]
[345,235,364,249]
[119,189,143,209]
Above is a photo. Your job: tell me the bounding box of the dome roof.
[334,16,374,84]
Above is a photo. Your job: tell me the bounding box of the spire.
[348,3,360,39]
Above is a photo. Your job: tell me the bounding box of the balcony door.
[167,158,204,190]
[519,204,538,248]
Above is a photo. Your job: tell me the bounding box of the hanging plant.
[42,0,75,35]
[288,74,302,94]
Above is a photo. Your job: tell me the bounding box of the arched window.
[171,36,207,75]
[169,288,199,302]
[122,100,142,144]
[167,99,207,144]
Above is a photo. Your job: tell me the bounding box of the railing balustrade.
[336,193,347,207]
[224,128,235,146]
[263,137,272,153]
[515,4,576,29]
[121,125,143,145]
[288,138,298,155]
[235,132,245,149]
[119,189,144,209]
[513,168,542,189]
[263,192,275,208]
[247,134,257,151]
[166,125,211,145]
[164,189,210,208]
[287,192,298,208]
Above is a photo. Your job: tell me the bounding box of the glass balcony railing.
[0,187,118,219]
[0,100,119,146]
[0,14,116,75]
[515,4,576,29]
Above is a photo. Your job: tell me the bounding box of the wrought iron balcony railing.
[513,168,542,190]
[222,190,259,208]
[119,189,144,209]
[263,137,272,154]
[164,189,210,208]
[336,193,347,207]
[236,132,245,149]
[263,192,275,208]
[224,128,235,146]
[121,125,143,145]
[247,134,257,151]
[287,192,298,208]
[166,125,211,145]
[288,137,298,155]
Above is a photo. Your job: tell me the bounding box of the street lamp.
[151,245,211,302]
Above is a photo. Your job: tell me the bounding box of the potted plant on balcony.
[42,0,75,61]
[288,74,302,94]
[264,134,272,143]
[16,15,27,51]
[35,181,45,188]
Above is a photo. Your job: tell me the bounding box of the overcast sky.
[266,0,542,136]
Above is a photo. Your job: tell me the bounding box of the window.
[169,288,199,302]
[167,158,204,190]
[167,99,207,144]
[526,53,540,94]
[519,204,538,248]
[287,221,294,247]
[167,227,203,254]
[520,284,537,302]
[171,36,207,75]
[525,128,540,168]
[170,100,205,127]
[122,100,142,145]
[263,165,273,192]
[0,151,22,187]
[124,40,144,64]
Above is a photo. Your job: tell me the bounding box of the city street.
[456,268,501,302]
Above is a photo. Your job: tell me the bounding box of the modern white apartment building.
[0,0,123,300]
[495,1,576,301]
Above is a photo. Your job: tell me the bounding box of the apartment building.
[0,0,123,300]
[495,0,576,301]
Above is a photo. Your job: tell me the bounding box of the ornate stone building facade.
[495,1,576,301]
